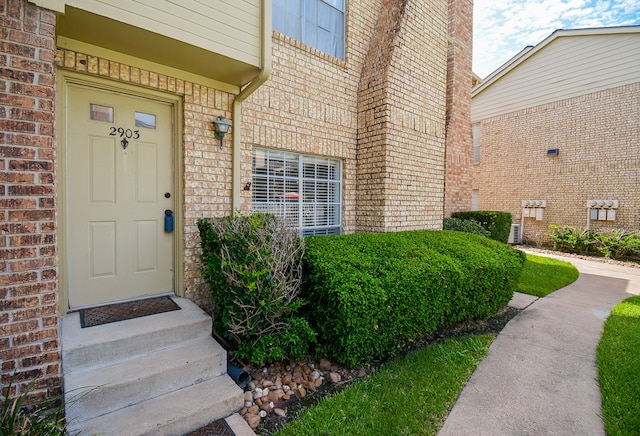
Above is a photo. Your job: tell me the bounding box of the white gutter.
[232,0,272,212]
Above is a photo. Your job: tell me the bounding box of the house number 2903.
[109,127,140,150]
[109,127,140,139]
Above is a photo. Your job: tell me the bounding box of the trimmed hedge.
[443,217,491,237]
[450,211,512,243]
[301,230,526,366]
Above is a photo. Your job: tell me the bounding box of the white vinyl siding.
[252,148,342,236]
[273,0,345,60]
[472,31,640,121]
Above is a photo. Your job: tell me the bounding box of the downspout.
[232,0,272,212]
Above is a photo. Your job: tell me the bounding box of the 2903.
[109,127,140,139]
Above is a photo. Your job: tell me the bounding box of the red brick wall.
[0,0,61,404]
[444,0,473,217]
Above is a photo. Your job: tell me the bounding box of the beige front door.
[66,84,174,308]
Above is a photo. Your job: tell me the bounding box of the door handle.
[164,210,174,233]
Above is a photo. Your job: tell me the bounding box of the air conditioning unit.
[508,224,521,244]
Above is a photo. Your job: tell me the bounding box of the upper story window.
[273,0,345,60]
[472,123,481,164]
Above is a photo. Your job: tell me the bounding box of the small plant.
[236,317,317,365]
[546,225,598,254]
[547,225,640,259]
[1,373,67,436]
[443,217,491,237]
[197,213,315,365]
[595,230,640,259]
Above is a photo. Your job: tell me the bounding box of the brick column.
[357,0,449,232]
[444,0,474,216]
[0,0,61,404]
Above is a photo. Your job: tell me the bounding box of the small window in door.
[90,104,114,123]
[135,112,156,129]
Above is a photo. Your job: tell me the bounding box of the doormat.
[184,419,235,436]
[79,296,181,328]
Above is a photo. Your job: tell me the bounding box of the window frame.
[251,148,343,236]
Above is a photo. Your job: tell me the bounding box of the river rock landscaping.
[237,305,521,433]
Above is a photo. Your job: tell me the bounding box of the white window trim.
[252,148,342,236]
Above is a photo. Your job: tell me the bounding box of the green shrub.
[197,213,315,365]
[595,230,640,259]
[443,217,491,237]
[546,225,598,254]
[236,317,316,365]
[450,211,512,243]
[546,225,640,259]
[301,230,525,366]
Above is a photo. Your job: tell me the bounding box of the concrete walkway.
[439,252,640,436]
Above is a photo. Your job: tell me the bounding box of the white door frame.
[57,70,185,314]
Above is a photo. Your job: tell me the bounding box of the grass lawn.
[517,253,579,297]
[596,295,640,435]
[274,335,493,436]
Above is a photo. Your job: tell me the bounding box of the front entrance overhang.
[55,6,260,89]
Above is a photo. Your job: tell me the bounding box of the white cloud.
[473,0,640,78]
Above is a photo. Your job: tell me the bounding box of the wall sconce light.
[213,116,231,148]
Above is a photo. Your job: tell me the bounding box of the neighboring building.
[471,26,640,244]
[0,0,473,431]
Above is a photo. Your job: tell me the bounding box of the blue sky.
[473,0,640,78]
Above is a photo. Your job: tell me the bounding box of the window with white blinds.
[252,148,342,236]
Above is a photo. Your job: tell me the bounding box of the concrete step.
[62,297,212,371]
[62,297,245,435]
[65,337,227,421]
[67,374,244,436]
